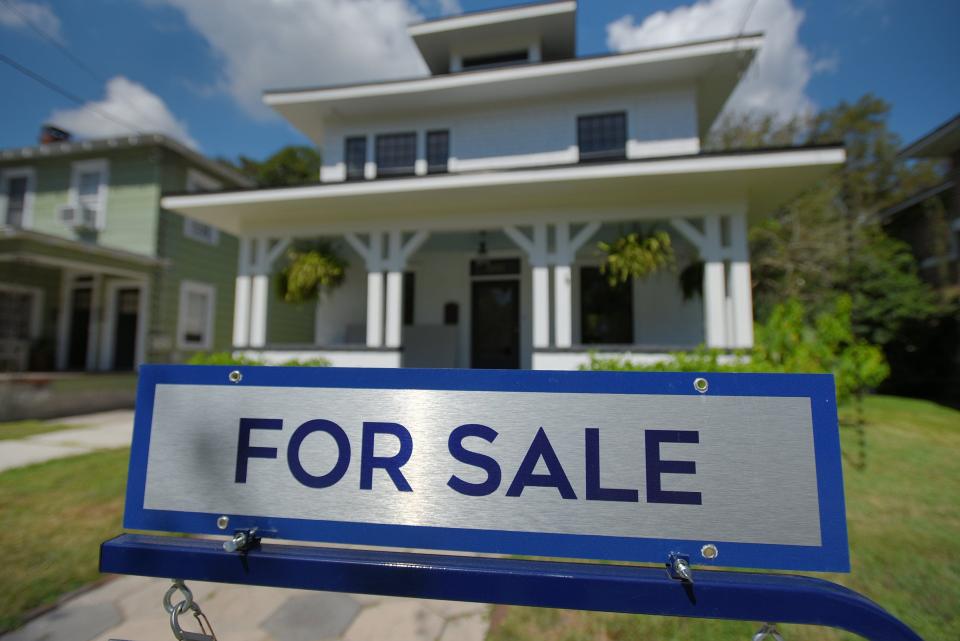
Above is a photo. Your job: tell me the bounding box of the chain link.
[162,579,218,641]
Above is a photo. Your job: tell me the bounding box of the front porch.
[162,146,844,370]
[229,216,751,370]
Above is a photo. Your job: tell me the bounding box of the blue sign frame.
[124,365,849,572]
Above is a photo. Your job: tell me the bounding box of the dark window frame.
[402,271,415,326]
[426,130,449,174]
[579,265,634,345]
[375,132,417,178]
[577,112,628,163]
[344,136,367,181]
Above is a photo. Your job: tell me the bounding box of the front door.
[67,287,92,370]
[112,287,140,370]
[471,279,520,369]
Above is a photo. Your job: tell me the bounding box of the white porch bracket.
[553,222,600,348]
[244,236,292,349]
[345,230,430,349]
[504,224,550,348]
[669,215,752,350]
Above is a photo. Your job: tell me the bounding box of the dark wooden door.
[112,288,139,370]
[67,287,92,370]
[471,279,520,369]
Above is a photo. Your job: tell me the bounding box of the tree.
[711,94,944,347]
[230,145,322,187]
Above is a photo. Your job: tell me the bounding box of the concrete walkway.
[1,411,492,641]
[0,409,135,473]
[3,575,490,641]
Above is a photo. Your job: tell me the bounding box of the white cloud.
[149,0,430,119]
[48,76,199,149]
[0,0,63,42]
[606,0,822,121]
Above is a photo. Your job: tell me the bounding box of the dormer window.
[578,112,627,162]
[461,50,530,71]
[376,133,417,178]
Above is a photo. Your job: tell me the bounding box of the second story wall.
[319,84,699,182]
[2,147,161,256]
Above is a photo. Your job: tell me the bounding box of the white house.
[162,0,844,370]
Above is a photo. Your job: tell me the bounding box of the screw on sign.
[101,366,924,641]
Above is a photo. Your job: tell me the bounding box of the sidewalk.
[3,575,490,641]
[0,411,492,641]
[0,409,135,473]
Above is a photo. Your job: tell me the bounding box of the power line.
[1,0,104,85]
[1,0,162,133]
[736,0,760,39]
[0,52,142,135]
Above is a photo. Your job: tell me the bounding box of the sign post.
[101,365,922,641]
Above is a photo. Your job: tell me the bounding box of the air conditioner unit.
[57,204,99,230]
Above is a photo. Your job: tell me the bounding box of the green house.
[0,133,253,372]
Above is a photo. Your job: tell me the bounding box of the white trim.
[0,167,36,229]
[265,35,763,106]
[68,158,110,230]
[163,147,845,211]
[0,282,44,338]
[85,274,102,371]
[408,1,576,37]
[177,280,216,351]
[99,279,149,370]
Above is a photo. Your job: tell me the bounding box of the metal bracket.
[222,528,260,554]
[667,553,693,583]
[100,534,921,641]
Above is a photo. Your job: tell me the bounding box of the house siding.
[20,148,161,257]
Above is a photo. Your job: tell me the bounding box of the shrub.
[184,352,331,367]
[584,295,889,404]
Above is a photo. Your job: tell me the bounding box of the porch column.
[669,215,728,349]
[504,223,550,348]
[552,222,601,348]
[728,212,754,348]
[702,215,727,349]
[384,230,429,348]
[233,237,252,348]
[346,232,384,347]
[249,237,291,349]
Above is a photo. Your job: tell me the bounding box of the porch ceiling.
[161,146,845,237]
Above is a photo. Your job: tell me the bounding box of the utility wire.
[0,52,142,135]
[1,0,104,85]
[1,0,161,134]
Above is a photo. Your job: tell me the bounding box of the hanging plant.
[276,241,347,304]
[598,230,675,286]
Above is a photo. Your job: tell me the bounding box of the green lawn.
[0,448,129,633]
[0,420,84,441]
[489,396,960,641]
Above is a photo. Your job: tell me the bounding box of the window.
[426,130,449,174]
[1,168,34,228]
[0,285,42,340]
[580,266,633,344]
[577,112,627,162]
[69,159,109,228]
[376,133,417,177]
[462,50,529,70]
[345,136,367,181]
[177,281,215,350]
[403,272,415,325]
[183,170,221,245]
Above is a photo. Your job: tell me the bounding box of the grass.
[0,420,83,441]
[0,448,129,633]
[488,396,960,641]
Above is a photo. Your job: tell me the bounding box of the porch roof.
[161,145,845,237]
[0,227,162,278]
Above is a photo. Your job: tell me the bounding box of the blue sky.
[1,0,957,161]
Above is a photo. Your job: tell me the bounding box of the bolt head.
[229,370,242,383]
[217,515,229,530]
[701,543,719,560]
[693,377,709,393]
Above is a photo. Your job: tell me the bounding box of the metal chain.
[162,579,218,641]
[752,622,785,641]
